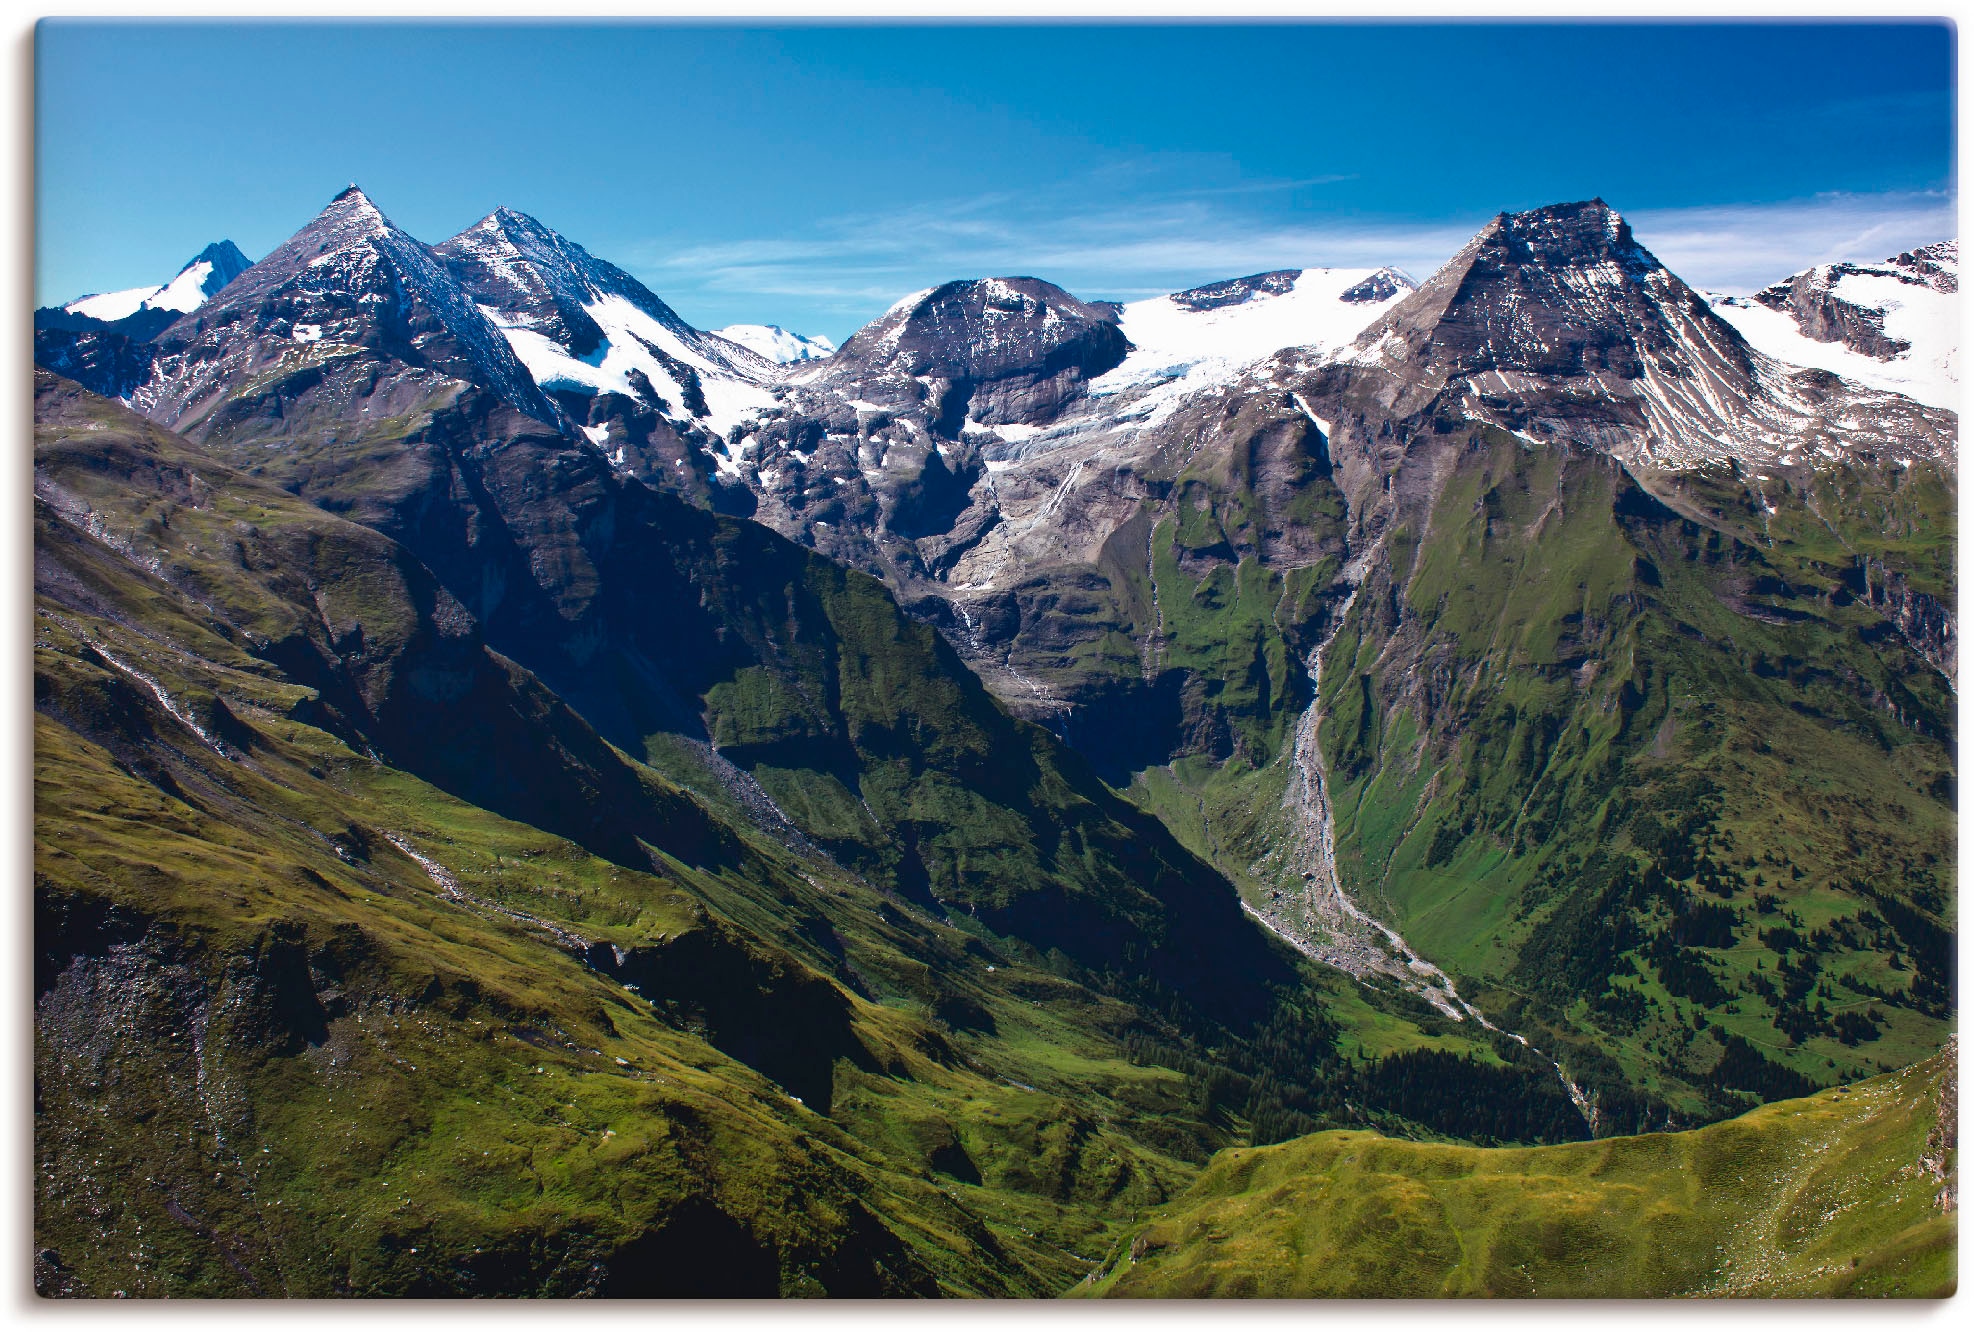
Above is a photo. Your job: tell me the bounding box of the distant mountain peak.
[1706,238,1958,410]
[59,239,254,324]
[187,240,251,273]
[713,324,836,364]
[826,275,1126,388]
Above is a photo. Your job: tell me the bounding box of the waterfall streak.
[1252,555,1596,1132]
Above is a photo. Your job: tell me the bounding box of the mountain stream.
[1247,558,1601,1135]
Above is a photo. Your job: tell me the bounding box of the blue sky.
[36,20,1956,343]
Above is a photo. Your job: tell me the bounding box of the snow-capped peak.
[1334,200,1952,471]
[435,208,780,436]
[63,240,253,322]
[712,324,836,364]
[1706,240,1957,412]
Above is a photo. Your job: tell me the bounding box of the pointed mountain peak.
[436,208,737,368]
[1335,198,1948,470]
[59,239,254,324]
[1349,198,1682,376]
[137,185,558,429]
[459,204,538,238]
[433,206,780,421]
[488,204,549,232]
[186,240,252,275]
[311,185,393,237]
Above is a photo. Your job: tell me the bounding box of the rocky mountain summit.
[800,276,1133,425]
[1332,200,1953,472]
[133,187,560,433]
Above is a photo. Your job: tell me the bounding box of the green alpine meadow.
[30,20,1956,1301]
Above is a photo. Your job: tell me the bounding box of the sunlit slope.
[1086,1042,1956,1297]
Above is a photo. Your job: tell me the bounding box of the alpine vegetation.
[34,184,1956,1300]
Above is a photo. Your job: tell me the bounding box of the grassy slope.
[181,362,1301,1035]
[33,374,1222,1296]
[1085,1042,1956,1298]
[1121,419,1953,1126]
[1318,429,1953,1118]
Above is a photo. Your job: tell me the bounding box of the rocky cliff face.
[1752,241,1957,360]
[711,264,1413,735]
[670,277,1134,600]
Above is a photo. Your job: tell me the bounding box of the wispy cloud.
[630,184,1956,335]
[630,188,1478,324]
[1626,191,1957,292]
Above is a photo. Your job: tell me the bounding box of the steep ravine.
[1248,544,1599,1134]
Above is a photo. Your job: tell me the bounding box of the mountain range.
[33,187,1957,1297]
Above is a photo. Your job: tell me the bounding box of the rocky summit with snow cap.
[801,275,1132,429]
[1332,199,1953,473]
[133,186,559,433]
[1709,240,1958,411]
[59,240,253,324]
[436,206,780,434]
